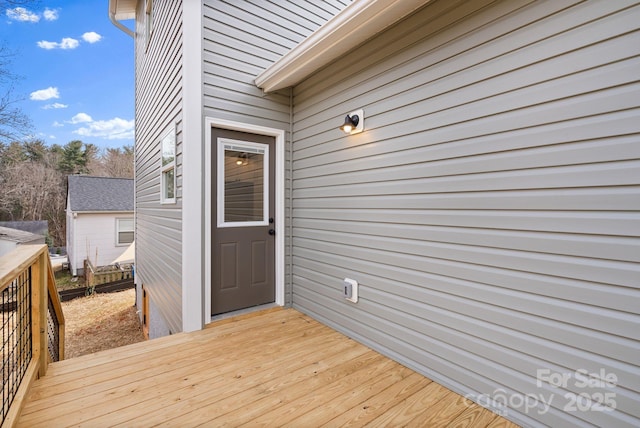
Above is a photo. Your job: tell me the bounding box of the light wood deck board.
[95,335,366,427]
[18,308,516,427]
[23,313,330,411]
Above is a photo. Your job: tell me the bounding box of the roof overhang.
[109,0,136,37]
[109,0,136,20]
[255,0,431,93]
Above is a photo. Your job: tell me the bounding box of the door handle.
[268,229,276,236]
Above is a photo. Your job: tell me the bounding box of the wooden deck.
[18,308,517,427]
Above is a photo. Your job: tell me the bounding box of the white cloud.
[6,7,39,22]
[70,113,93,124]
[35,132,56,140]
[43,8,59,21]
[30,87,60,101]
[52,121,64,127]
[43,103,68,109]
[37,37,80,50]
[38,33,102,50]
[73,117,135,140]
[37,40,57,50]
[60,37,79,49]
[82,32,102,43]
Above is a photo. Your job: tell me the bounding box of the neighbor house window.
[161,128,176,203]
[116,218,134,246]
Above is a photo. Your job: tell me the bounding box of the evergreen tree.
[59,140,90,174]
[0,139,133,246]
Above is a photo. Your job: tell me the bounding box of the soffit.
[255,0,431,93]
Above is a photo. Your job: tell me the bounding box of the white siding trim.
[181,0,203,333]
[69,211,77,276]
[204,117,286,321]
[72,214,77,275]
[255,0,431,92]
[67,211,133,215]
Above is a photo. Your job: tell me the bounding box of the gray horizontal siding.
[202,0,351,121]
[134,0,183,334]
[202,0,349,306]
[202,0,350,125]
[291,0,640,427]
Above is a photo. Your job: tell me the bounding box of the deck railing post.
[30,259,41,379]
[30,251,48,377]
[46,258,65,361]
[39,252,49,375]
[1,245,65,425]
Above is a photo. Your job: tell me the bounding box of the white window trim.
[161,127,176,204]
[116,217,134,246]
[217,138,269,228]
[204,117,286,322]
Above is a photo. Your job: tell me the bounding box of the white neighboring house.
[66,175,134,276]
[0,226,45,257]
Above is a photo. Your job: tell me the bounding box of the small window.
[116,218,134,246]
[161,128,176,204]
[217,139,269,227]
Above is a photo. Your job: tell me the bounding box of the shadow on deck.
[18,308,517,427]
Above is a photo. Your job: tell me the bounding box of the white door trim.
[204,117,285,320]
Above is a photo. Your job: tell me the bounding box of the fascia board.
[255,0,430,93]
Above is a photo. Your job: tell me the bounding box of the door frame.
[204,117,285,319]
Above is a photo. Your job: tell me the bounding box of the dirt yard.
[61,288,145,358]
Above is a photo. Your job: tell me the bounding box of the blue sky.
[0,1,134,149]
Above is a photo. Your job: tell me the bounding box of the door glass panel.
[218,140,268,226]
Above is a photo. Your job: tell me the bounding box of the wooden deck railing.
[0,245,65,427]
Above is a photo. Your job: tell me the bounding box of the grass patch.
[55,270,85,291]
[62,288,145,358]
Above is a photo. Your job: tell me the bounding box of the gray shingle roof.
[0,221,48,236]
[67,175,134,212]
[0,226,45,244]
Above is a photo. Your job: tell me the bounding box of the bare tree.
[0,138,133,246]
[101,146,134,178]
[0,140,65,244]
[0,45,32,143]
[0,0,42,140]
[0,158,62,219]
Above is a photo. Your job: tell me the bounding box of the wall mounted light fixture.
[236,152,249,166]
[340,109,364,134]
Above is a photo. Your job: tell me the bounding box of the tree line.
[0,140,133,246]
[0,1,134,248]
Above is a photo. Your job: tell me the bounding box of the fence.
[58,278,134,302]
[0,245,65,427]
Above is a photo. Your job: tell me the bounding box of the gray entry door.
[212,128,276,315]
